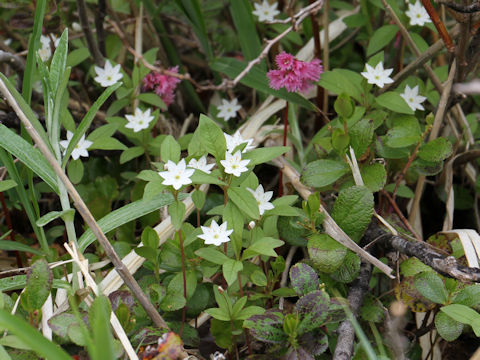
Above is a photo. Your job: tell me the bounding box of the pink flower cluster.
[267,52,323,93]
[143,66,181,107]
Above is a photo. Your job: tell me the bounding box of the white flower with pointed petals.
[217,98,241,121]
[247,185,274,215]
[400,85,427,111]
[125,108,155,132]
[252,0,280,22]
[158,159,194,190]
[188,156,215,174]
[198,219,233,246]
[94,60,123,87]
[59,131,93,160]
[37,46,52,62]
[220,151,250,177]
[224,131,255,153]
[361,61,394,88]
[406,1,431,27]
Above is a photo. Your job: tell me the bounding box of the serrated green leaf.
[330,251,361,283]
[331,186,374,242]
[308,233,347,273]
[302,159,349,188]
[418,138,452,162]
[350,119,374,157]
[24,258,52,311]
[243,310,287,344]
[361,163,386,192]
[453,284,480,307]
[386,115,421,147]
[289,263,319,296]
[435,311,463,341]
[400,257,432,277]
[414,272,448,304]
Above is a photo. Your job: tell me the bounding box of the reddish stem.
[421,0,455,52]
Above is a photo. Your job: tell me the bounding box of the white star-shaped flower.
[406,1,431,27]
[361,61,394,88]
[158,158,194,190]
[94,60,123,87]
[37,34,59,62]
[224,131,256,153]
[220,151,250,177]
[59,131,93,160]
[71,22,82,32]
[125,108,154,132]
[37,46,52,62]
[198,219,233,246]
[400,85,427,111]
[217,98,241,121]
[252,0,280,22]
[247,185,274,215]
[188,156,215,174]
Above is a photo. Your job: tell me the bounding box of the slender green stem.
[178,229,187,336]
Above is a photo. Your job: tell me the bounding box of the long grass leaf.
[0,124,58,193]
[62,82,120,166]
[22,0,46,104]
[0,309,71,360]
[78,192,178,251]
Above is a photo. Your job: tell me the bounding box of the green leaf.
[230,0,263,63]
[195,247,229,265]
[250,269,268,287]
[244,310,287,344]
[223,201,244,258]
[331,186,374,242]
[66,47,90,67]
[375,92,414,114]
[237,305,265,320]
[0,240,42,255]
[414,272,448,304]
[141,226,160,249]
[161,135,181,163]
[330,251,361,283]
[36,209,75,227]
[160,291,186,312]
[191,170,227,186]
[453,284,480,307]
[243,146,289,166]
[23,258,52,311]
[169,200,186,231]
[78,192,175,251]
[243,237,284,259]
[211,57,317,111]
[318,69,363,102]
[441,304,480,326]
[384,183,415,198]
[62,83,121,166]
[205,307,230,321]
[0,179,17,192]
[67,158,84,184]
[168,271,197,299]
[134,246,157,263]
[90,137,127,151]
[227,187,260,220]
[90,295,115,360]
[296,290,330,334]
[194,114,226,159]
[308,233,347,273]
[332,129,350,153]
[361,163,387,192]
[289,263,319,296]
[418,138,452,162]
[222,259,243,286]
[350,119,374,157]
[334,93,355,118]
[435,311,463,342]
[385,115,421,147]
[301,159,349,188]
[0,124,58,193]
[49,29,68,94]
[120,146,145,164]
[192,189,206,209]
[137,93,166,110]
[0,309,71,360]
[367,25,398,56]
